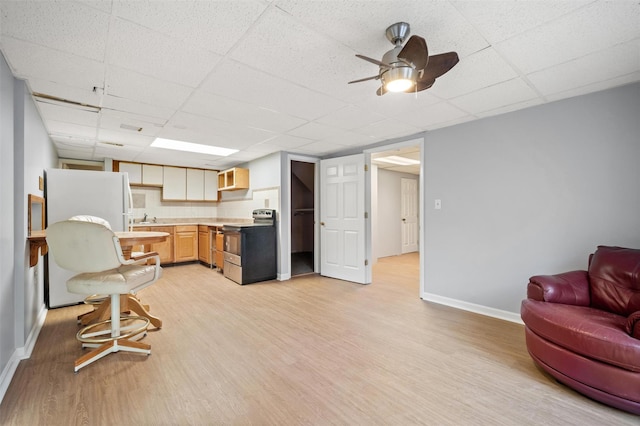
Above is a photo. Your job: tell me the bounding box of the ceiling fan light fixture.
[383,66,416,92]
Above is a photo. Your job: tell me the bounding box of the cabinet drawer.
[175,225,197,233]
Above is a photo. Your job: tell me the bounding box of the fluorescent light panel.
[151,138,238,156]
[374,155,420,166]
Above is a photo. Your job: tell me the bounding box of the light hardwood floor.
[1,253,637,425]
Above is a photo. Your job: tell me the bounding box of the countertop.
[131,218,252,228]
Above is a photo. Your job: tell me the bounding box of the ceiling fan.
[348,22,459,96]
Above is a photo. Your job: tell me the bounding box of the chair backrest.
[46,220,122,273]
[68,215,112,229]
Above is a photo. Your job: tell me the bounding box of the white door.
[401,178,419,253]
[320,154,369,284]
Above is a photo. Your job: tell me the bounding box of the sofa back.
[589,246,640,316]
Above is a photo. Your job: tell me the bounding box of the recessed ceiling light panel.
[373,155,420,166]
[151,138,238,157]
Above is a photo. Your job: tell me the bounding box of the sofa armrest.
[527,270,590,305]
[626,311,640,339]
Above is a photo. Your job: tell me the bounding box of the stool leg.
[111,294,120,338]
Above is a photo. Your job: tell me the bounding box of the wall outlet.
[435,199,442,210]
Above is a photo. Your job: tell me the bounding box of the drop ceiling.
[1,1,638,171]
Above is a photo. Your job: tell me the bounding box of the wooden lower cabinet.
[198,225,210,265]
[136,226,174,265]
[215,232,224,271]
[175,225,198,263]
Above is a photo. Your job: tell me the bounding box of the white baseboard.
[0,305,47,404]
[422,292,523,324]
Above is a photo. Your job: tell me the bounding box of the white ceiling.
[1,1,638,171]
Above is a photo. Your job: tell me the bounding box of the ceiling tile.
[97,128,154,147]
[199,59,347,121]
[107,18,222,87]
[287,121,344,141]
[182,91,307,133]
[228,6,360,98]
[398,102,470,129]
[0,38,105,90]
[315,105,386,130]
[99,109,167,137]
[27,79,102,107]
[528,40,640,96]
[428,47,519,99]
[495,1,640,74]
[276,0,488,57]
[475,98,545,119]
[46,120,98,139]
[544,71,640,103]
[449,78,539,114]
[162,111,275,147]
[452,0,592,44]
[253,134,314,151]
[112,0,268,55]
[106,66,194,109]
[36,102,100,128]
[353,118,423,139]
[0,1,110,61]
[101,95,175,120]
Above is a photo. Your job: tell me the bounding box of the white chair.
[46,219,162,372]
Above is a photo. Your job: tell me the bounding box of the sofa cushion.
[521,299,640,372]
[589,246,640,316]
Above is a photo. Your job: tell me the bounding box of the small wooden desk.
[116,231,169,259]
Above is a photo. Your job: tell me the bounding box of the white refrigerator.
[45,168,133,308]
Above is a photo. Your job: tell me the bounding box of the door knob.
[402,218,406,221]
[320,221,325,226]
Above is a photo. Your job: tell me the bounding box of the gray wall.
[422,83,640,315]
[0,52,57,401]
[376,168,419,258]
[0,47,16,389]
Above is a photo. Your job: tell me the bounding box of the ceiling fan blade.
[422,52,459,81]
[356,54,391,68]
[412,78,435,92]
[398,35,428,70]
[348,75,380,84]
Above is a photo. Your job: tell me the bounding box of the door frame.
[364,137,425,297]
[284,136,424,297]
[284,154,320,280]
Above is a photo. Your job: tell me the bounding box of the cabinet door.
[142,164,163,186]
[136,226,174,264]
[186,168,204,201]
[175,225,198,262]
[198,230,210,263]
[163,166,186,200]
[204,170,218,201]
[119,162,142,185]
[215,232,224,271]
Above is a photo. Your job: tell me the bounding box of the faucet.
[142,213,148,223]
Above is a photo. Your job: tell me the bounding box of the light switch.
[435,199,441,210]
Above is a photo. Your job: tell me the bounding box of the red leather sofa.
[521,246,640,414]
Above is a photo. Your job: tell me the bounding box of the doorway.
[369,140,422,292]
[290,160,315,276]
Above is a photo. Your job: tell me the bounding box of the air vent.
[120,123,143,132]
[100,141,124,147]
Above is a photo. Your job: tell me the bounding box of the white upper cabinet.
[186,168,204,201]
[204,170,218,201]
[162,166,186,200]
[119,162,142,185]
[142,164,163,186]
